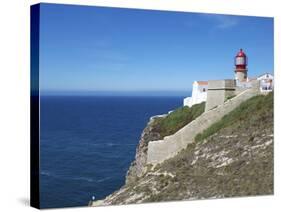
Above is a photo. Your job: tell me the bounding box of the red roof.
[197,81,208,85]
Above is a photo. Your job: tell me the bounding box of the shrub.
[152,102,205,139]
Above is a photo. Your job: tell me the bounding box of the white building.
[236,73,274,92]
[236,77,255,88]
[257,73,274,92]
[183,49,274,108]
[183,81,208,107]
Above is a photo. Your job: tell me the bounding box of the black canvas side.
[30,4,40,209]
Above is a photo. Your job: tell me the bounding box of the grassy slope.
[151,102,205,139]
[147,93,274,201]
[195,92,273,142]
[103,93,273,204]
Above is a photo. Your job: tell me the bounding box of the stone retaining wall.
[205,80,236,112]
[147,86,260,164]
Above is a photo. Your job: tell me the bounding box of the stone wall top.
[208,79,236,90]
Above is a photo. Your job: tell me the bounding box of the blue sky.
[39,3,274,96]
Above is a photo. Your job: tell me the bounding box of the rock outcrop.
[125,117,163,183]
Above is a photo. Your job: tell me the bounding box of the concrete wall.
[205,89,225,111]
[235,80,260,95]
[147,86,260,165]
[205,80,236,112]
[235,70,247,81]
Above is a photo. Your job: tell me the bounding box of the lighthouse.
[234,49,248,81]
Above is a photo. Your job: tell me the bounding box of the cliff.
[126,102,205,183]
[91,92,273,206]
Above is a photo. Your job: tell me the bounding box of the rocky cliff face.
[91,93,273,206]
[125,117,163,184]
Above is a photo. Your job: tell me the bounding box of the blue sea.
[40,96,184,208]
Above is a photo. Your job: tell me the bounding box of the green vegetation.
[143,92,274,202]
[225,94,236,102]
[152,102,205,139]
[195,92,273,142]
[99,92,273,205]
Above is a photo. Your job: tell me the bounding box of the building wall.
[257,74,274,92]
[205,80,236,112]
[191,83,207,105]
[236,80,252,89]
[183,82,207,107]
[183,97,192,107]
[205,89,225,111]
[235,70,247,81]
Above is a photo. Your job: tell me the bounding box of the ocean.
[39,96,184,208]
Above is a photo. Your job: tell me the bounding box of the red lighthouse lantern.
[234,49,248,81]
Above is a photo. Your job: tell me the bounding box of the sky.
[38,3,274,96]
